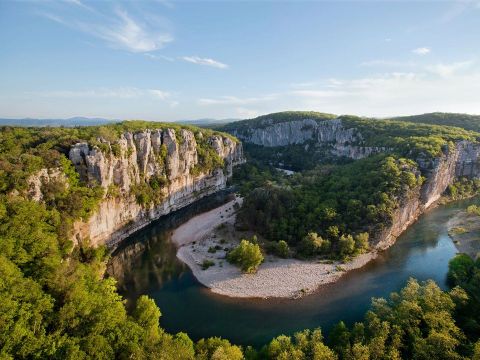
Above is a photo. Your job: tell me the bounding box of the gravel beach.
[172,196,378,299]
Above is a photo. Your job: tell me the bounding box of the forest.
[220,112,478,172]
[391,113,480,133]
[230,113,480,260]
[236,155,421,259]
[1,118,480,359]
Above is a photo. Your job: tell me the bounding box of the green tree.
[299,232,325,257]
[328,321,350,357]
[195,337,243,360]
[276,240,290,258]
[227,239,264,273]
[354,232,369,254]
[0,256,54,358]
[338,234,355,258]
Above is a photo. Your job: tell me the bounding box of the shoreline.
[171,194,478,299]
[172,196,379,299]
[447,210,480,259]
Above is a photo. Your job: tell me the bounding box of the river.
[107,193,479,348]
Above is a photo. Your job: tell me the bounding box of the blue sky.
[1,0,480,121]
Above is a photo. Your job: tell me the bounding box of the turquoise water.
[108,195,478,347]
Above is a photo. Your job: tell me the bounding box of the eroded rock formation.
[230,118,381,160]
[35,128,245,248]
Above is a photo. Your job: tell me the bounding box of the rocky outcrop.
[230,118,381,160]
[27,168,67,202]
[231,115,480,250]
[66,128,244,247]
[374,141,480,250]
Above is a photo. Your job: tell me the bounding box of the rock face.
[67,129,244,247]
[27,168,67,202]
[230,118,382,160]
[375,141,480,250]
[230,116,480,252]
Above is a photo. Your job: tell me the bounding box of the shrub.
[354,232,369,254]
[201,259,215,270]
[275,240,290,258]
[467,205,480,216]
[299,232,329,257]
[338,234,355,258]
[227,239,264,273]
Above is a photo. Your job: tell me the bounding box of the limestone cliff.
[375,141,480,250]
[229,117,380,160]
[226,114,480,253]
[62,128,244,247]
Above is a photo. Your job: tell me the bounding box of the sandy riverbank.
[447,211,480,258]
[172,196,378,299]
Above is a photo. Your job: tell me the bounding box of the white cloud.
[63,0,96,13]
[439,0,480,23]
[198,95,276,106]
[412,47,431,55]
[286,69,480,117]
[145,53,174,62]
[39,12,67,25]
[31,87,174,101]
[426,60,474,77]
[41,8,173,53]
[94,9,173,52]
[148,89,171,100]
[182,56,229,69]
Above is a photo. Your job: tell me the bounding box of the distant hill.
[390,112,480,132]
[0,117,118,127]
[176,118,239,128]
[0,117,240,129]
[221,111,480,133]
[221,111,337,132]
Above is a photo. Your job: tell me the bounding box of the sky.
[1,0,480,121]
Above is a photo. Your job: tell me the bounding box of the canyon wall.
[230,118,382,159]
[365,140,480,250]
[61,128,244,248]
[229,116,480,252]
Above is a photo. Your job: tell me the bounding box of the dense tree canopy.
[237,155,421,259]
[1,117,480,359]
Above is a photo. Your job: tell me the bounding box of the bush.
[299,232,328,257]
[338,234,355,258]
[275,240,290,258]
[467,205,480,216]
[354,232,369,254]
[201,259,215,270]
[227,239,264,273]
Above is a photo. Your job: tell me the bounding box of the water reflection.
[107,191,234,299]
[108,196,479,347]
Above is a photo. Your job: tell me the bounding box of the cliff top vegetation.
[391,112,480,133]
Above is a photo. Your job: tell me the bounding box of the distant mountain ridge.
[0,117,240,128]
[2,112,479,131]
[0,117,118,127]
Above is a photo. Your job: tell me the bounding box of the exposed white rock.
[376,141,480,250]
[231,118,381,160]
[172,140,480,298]
[66,129,243,247]
[27,168,67,202]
